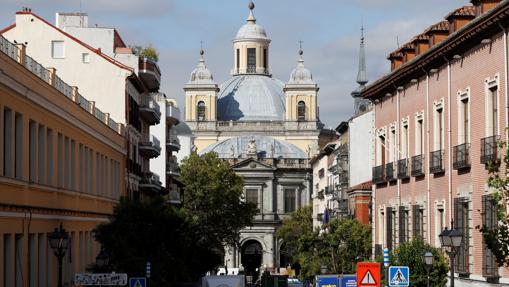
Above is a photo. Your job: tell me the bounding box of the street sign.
[356,262,380,287]
[129,277,147,287]
[388,266,409,287]
[316,275,339,287]
[340,275,356,287]
[74,273,128,286]
[383,248,389,267]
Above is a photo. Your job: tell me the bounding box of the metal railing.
[397,159,410,179]
[372,165,385,184]
[411,154,425,177]
[386,162,395,181]
[76,93,91,112]
[453,143,471,170]
[0,36,17,60]
[54,75,73,99]
[24,55,50,82]
[141,94,161,114]
[481,136,499,164]
[430,150,444,174]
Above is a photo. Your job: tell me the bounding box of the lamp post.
[48,223,70,287]
[96,248,110,272]
[439,226,463,287]
[421,251,434,287]
[320,265,328,275]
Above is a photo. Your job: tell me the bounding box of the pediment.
[231,158,275,171]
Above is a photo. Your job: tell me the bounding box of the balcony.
[411,155,425,177]
[139,172,162,194]
[397,159,410,179]
[138,57,161,92]
[481,136,499,164]
[453,143,471,170]
[166,160,181,177]
[127,159,142,177]
[386,162,396,182]
[338,199,349,214]
[139,135,161,158]
[317,190,324,199]
[372,165,385,184]
[430,150,444,174]
[167,137,181,152]
[317,213,324,222]
[139,94,161,125]
[166,104,181,125]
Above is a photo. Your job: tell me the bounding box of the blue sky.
[1,0,467,127]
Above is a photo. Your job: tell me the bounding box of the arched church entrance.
[241,240,263,284]
[279,242,292,268]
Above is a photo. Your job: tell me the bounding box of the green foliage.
[93,197,223,286]
[179,152,258,248]
[480,137,509,267]
[389,238,448,287]
[132,44,159,62]
[277,209,371,280]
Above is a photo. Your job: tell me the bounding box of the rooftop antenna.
[397,36,400,48]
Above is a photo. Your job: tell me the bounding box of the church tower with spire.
[351,26,371,115]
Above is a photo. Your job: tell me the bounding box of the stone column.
[263,234,275,269]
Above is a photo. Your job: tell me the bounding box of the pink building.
[363,0,509,285]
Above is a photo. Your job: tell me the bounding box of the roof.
[217,75,285,121]
[349,181,373,191]
[200,135,307,159]
[446,6,476,19]
[3,11,133,72]
[424,20,450,34]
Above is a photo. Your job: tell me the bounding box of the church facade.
[183,1,321,275]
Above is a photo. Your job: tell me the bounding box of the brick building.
[364,0,509,285]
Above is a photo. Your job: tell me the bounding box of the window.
[263,48,268,70]
[412,205,424,239]
[487,85,498,137]
[57,133,63,188]
[297,101,306,121]
[46,128,53,185]
[415,117,424,155]
[318,168,324,178]
[51,41,64,59]
[378,135,386,166]
[82,53,90,63]
[29,120,37,182]
[482,195,498,277]
[197,101,206,121]
[454,197,470,274]
[398,206,409,244]
[386,207,393,250]
[247,48,256,72]
[246,189,258,206]
[14,113,22,180]
[402,122,409,158]
[436,205,445,247]
[458,95,470,144]
[434,106,444,151]
[3,107,13,177]
[389,128,396,163]
[38,124,45,184]
[284,188,296,213]
[236,49,240,70]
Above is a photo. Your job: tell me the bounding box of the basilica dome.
[234,1,269,41]
[217,75,285,121]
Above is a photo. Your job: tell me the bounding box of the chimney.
[400,43,416,63]
[388,50,404,71]
[56,12,88,29]
[471,0,502,16]
[411,33,430,56]
[446,6,476,33]
[425,21,450,47]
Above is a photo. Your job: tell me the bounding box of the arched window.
[197,101,206,121]
[297,101,306,121]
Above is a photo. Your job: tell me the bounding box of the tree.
[277,206,313,265]
[93,197,223,286]
[131,44,159,62]
[389,238,449,287]
[480,138,509,267]
[179,152,258,249]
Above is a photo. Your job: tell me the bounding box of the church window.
[197,101,206,121]
[297,101,306,121]
[284,188,296,213]
[263,49,267,71]
[246,189,258,206]
[236,49,240,71]
[247,48,256,73]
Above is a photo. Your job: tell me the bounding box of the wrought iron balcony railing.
[386,162,396,182]
[481,135,499,165]
[397,159,410,179]
[453,143,471,170]
[430,150,444,174]
[411,154,425,177]
[372,165,385,184]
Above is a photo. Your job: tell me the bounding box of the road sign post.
[356,262,380,287]
[388,266,409,287]
[74,273,128,286]
[129,277,147,287]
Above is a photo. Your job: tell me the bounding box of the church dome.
[200,135,307,159]
[234,1,269,42]
[217,75,285,121]
[188,49,215,84]
[289,50,314,85]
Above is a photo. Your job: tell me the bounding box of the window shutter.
[399,206,406,244]
[386,207,393,250]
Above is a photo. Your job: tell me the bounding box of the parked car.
[287,278,303,287]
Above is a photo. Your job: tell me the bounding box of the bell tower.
[351,25,371,115]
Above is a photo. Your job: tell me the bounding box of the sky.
[0,0,468,128]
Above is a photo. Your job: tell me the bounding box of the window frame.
[51,40,65,59]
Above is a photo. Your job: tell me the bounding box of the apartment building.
[0,35,125,286]
[1,10,164,199]
[364,0,509,285]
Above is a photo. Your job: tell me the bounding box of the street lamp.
[421,251,434,287]
[320,265,328,275]
[439,227,463,287]
[48,223,70,287]
[96,248,110,271]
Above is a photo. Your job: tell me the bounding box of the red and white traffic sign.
[356,262,380,287]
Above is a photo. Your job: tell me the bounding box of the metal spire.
[247,0,256,23]
[356,24,368,86]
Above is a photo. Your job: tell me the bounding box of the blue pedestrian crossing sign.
[388,266,409,287]
[129,277,147,287]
